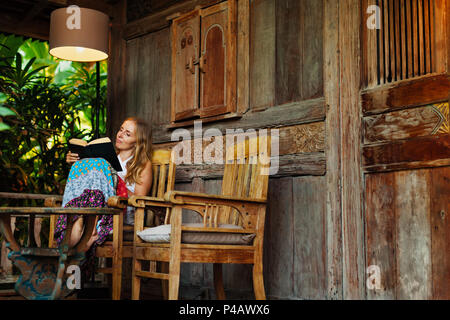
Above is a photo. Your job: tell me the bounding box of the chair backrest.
[149,149,176,199]
[216,134,271,226]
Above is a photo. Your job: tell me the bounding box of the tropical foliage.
[0,34,107,196]
[0,34,107,249]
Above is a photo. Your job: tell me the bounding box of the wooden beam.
[339,0,365,299]
[20,0,49,26]
[172,153,326,182]
[48,0,68,5]
[324,0,343,300]
[361,74,450,116]
[0,13,50,40]
[106,0,127,138]
[153,97,326,144]
[363,134,450,170]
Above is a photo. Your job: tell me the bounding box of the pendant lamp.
[49,7,109,62]
[49,6,109,138]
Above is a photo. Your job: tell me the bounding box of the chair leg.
[131,258,141,300]
[168,260,180,300]
[213,263,226,300]
[112,261,122,300]
[161,262,169,300]
[252,263,266,300]
[168,206,182,300]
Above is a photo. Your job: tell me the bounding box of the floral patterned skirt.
[54,158,124,281]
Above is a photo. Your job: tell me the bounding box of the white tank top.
[117,155,135,193]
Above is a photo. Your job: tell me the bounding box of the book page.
[87,137,112,145]
[69,138,88,146]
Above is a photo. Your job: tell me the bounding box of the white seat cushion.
[137,224,171,243]
[137,223,255,245]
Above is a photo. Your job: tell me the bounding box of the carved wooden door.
[171,1,236,123]
[172,10,200,122]
[362,0,450,299]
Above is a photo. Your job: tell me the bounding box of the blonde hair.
[120,117,152,185]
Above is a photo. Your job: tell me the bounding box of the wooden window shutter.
[199,1,237,118]
[171,10,201,122]
[171,1,237,123]
[362,0,448,88]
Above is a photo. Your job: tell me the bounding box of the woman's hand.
[66,151,80,165]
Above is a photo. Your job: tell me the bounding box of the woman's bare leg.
[69,218,84,247]
[69,217,100,249]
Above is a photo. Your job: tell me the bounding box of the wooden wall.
[107,0,450,299]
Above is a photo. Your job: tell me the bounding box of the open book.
[68,137,123,171]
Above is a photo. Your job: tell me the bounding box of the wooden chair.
[47,149,175,300]
[130,134,271,300]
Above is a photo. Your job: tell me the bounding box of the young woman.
[59,117,153,249]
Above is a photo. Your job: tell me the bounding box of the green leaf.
[0,106,17,116]
[0,122,11,131]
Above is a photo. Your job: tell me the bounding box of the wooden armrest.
[0,207,122,215]
[44,196,63,207]
[0,192,62,201]
[128,195,171,208]
[164,191,266,206]
[107,196,128,209]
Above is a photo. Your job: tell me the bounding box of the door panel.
[172,10,200,121]
[365,167,449,299]
[362,0,450,300]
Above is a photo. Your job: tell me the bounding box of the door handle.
[185,55,206,74]
[186,57,199,74]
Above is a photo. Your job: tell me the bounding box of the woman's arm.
[129,160,153,197]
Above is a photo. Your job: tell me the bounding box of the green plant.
[65,62,108,137]
[0,36,107,251]
[0,52,90,195]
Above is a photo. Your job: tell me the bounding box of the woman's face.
[115,120,137,151]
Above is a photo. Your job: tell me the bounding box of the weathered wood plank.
[362,0,378,88]
[339,0,365,299]
[363,105,441,144]
[293,176,326,299]
[361,74,450,115]
[146,28,172,125]
[153,97,326,143]
[363,134,450,168]
[365,172,397,299]
[395,169,432,299]
[156,121,325,164]
[264,177,293,299]
[430,166,450,299]
[125,37,141,118]
[275,0,302,105]
[434,0,447,74]
[237,0,250,114]
[249,0,275,110]
[172,152,326,182]
[301,0,323,99]
[107,0,128,138]
[364,158,450,173]
[279,122,325,155]
[323,0,342,299]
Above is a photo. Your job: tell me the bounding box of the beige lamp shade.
[49,7,109,62]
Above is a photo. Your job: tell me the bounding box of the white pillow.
[137,224,171,243]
